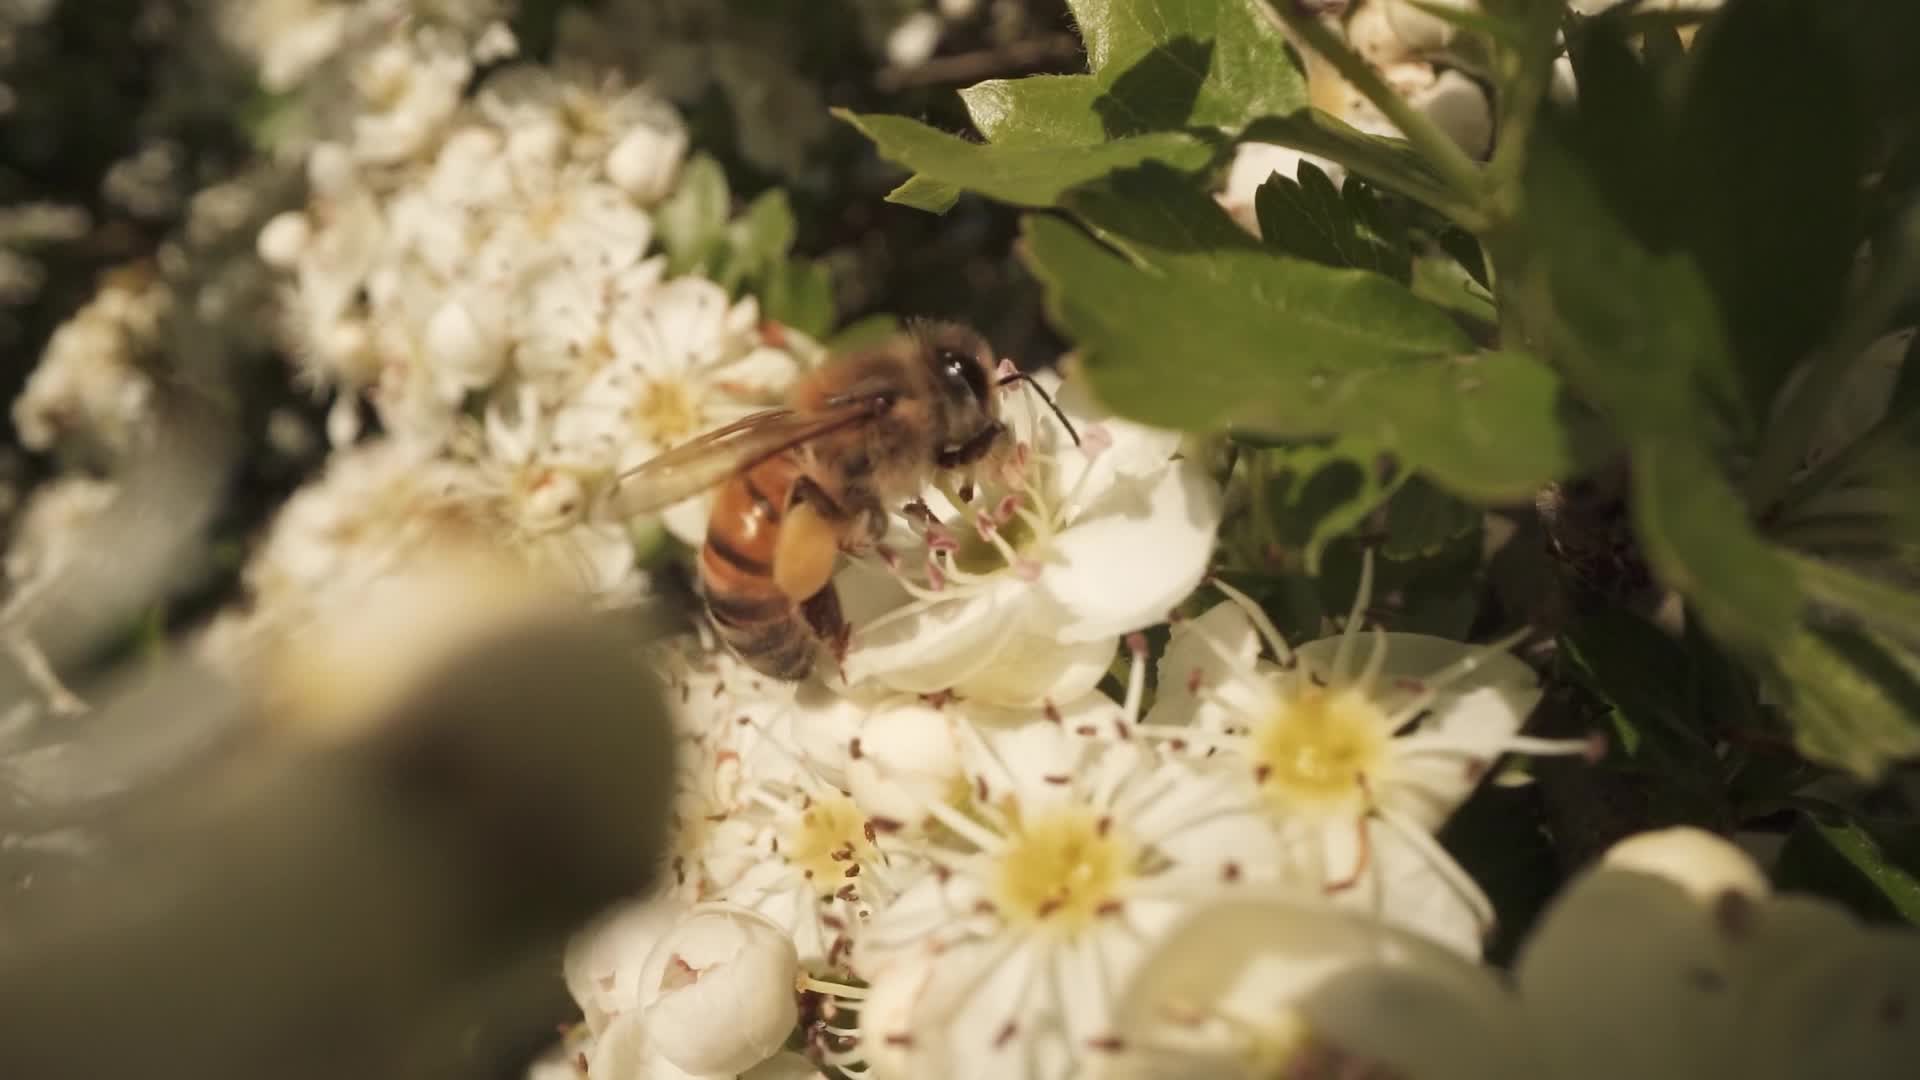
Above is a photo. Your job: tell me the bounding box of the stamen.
[1330,550,1376,684]
[1382,626,1534,728]
[801,975,868,999]
[1356,625,1389,694]
[1205,576,1296,667]
[1121,636,1147,726]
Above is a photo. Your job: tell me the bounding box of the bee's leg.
[799,584,852,676]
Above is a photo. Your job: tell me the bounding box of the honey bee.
[605,320,1072,681]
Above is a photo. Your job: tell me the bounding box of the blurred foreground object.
[0,552,677,1080]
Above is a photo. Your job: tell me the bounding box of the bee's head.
[912,319,1001,451]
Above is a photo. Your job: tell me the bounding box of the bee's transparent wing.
[601,401,885,518]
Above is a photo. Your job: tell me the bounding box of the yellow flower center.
[783,792,878,895]
[953,507,1037,574]
[634,378,703,443]
[1251,685,1390,815]
[992,805,1137,934]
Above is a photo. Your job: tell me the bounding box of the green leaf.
[716,188,797,292]
[1631,437,1799,655]
[655,154,731,276]
[1068,0,1306,134]
[1382,476,1480,561]
[1023,170,1592,500]
[837,109,1211,209]
[761,258,836,340]
[826,313,902,352]
[1771,624,1920,779]
[885,175,961,213]
[1790,553,1920,645]
[1776,814,1920,925]
[1677,0,1873,414]
[1254,163,1411,284]
[1241,111,1470,220]
[959,75,1108,145]
[1261,440,1402,574]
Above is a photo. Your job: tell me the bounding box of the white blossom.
[1142,558,1586,955]
[13,266,165,458]
[840,370,1219,706]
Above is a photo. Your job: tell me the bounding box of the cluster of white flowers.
[543,357,1600,1078]
[1221,0,1731,230]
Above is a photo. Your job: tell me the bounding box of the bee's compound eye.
[937,347,988,403]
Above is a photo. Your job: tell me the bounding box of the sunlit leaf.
[1023,171,1593,500]
[1771,625,1920,778]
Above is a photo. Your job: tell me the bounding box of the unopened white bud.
[1384,0,1477,54]
[565,896,686,1035]
[1603,826,1771,907]
[845,702,962,829]
[257,212,311,269]
[886,12,943,68]
[307,142,357,198]
[1410,69,1493,157]
[640,904,799,1076]
[607,122,690,205]
[425,295,507,389]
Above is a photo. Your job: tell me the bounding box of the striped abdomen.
[699,454,817,680]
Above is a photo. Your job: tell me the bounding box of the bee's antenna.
[997,371,1081,446]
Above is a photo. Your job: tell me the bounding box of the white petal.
[1732,905,1920,1080]
[843,579,1024,694]
[1602,827,1771,906]
[660,494,712,547]
[1037,460,1221,641]
[1516,866,1744,1080]
[845,698,963,828]
[1146,599,1263,728]
[565,895,687,1034]
[949,630,1115,708]
[708,345,799,398]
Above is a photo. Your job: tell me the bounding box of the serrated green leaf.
[1022,172,1592,500]
[826,313,902,352]
[959,76,1107,145]
[1678,0,1873,415]
[655,154,731,276]
[716,188,797,292]
[1382,476,1480,561]
[1254,162,1411,283]
[1790,553,1920,645]
[1261,440,1402,573]
[1632,437,1799,655]
[1068,0,1306,134]
[1776,815,1920,925]
[761,258,835,340]
[838,110,1212,209]
[1241,111,1470,220]
[884,175,961,213]
[1772,624,1920,778]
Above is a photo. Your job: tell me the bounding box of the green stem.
[1745,208,1920,512]
[1482,0,1564,208]
[1257,1,1487,207]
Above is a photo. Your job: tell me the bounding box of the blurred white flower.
[349,32,472,165]
[841,371,1219,706]
[1143,558,1583,954]
[1103,828,1920,1080]
[639,904,802,1076]
[13,266,165,459]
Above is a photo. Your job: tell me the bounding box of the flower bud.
[640,904,800,1076]
[608,122,690,205]
[1383,0,1477,54]
[1410,69,1493,157]
[1603,826,1771,907]
[845,700,963,829]
[425,294,508,389]
[257,211,311,269]
[565,896,686,1034]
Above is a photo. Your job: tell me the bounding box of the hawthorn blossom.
[1102,828,1920,1080]
[849,696,1275,1080]
[840,371,1220,706]
[12,265,166,459]
[1142,558,1588,955]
